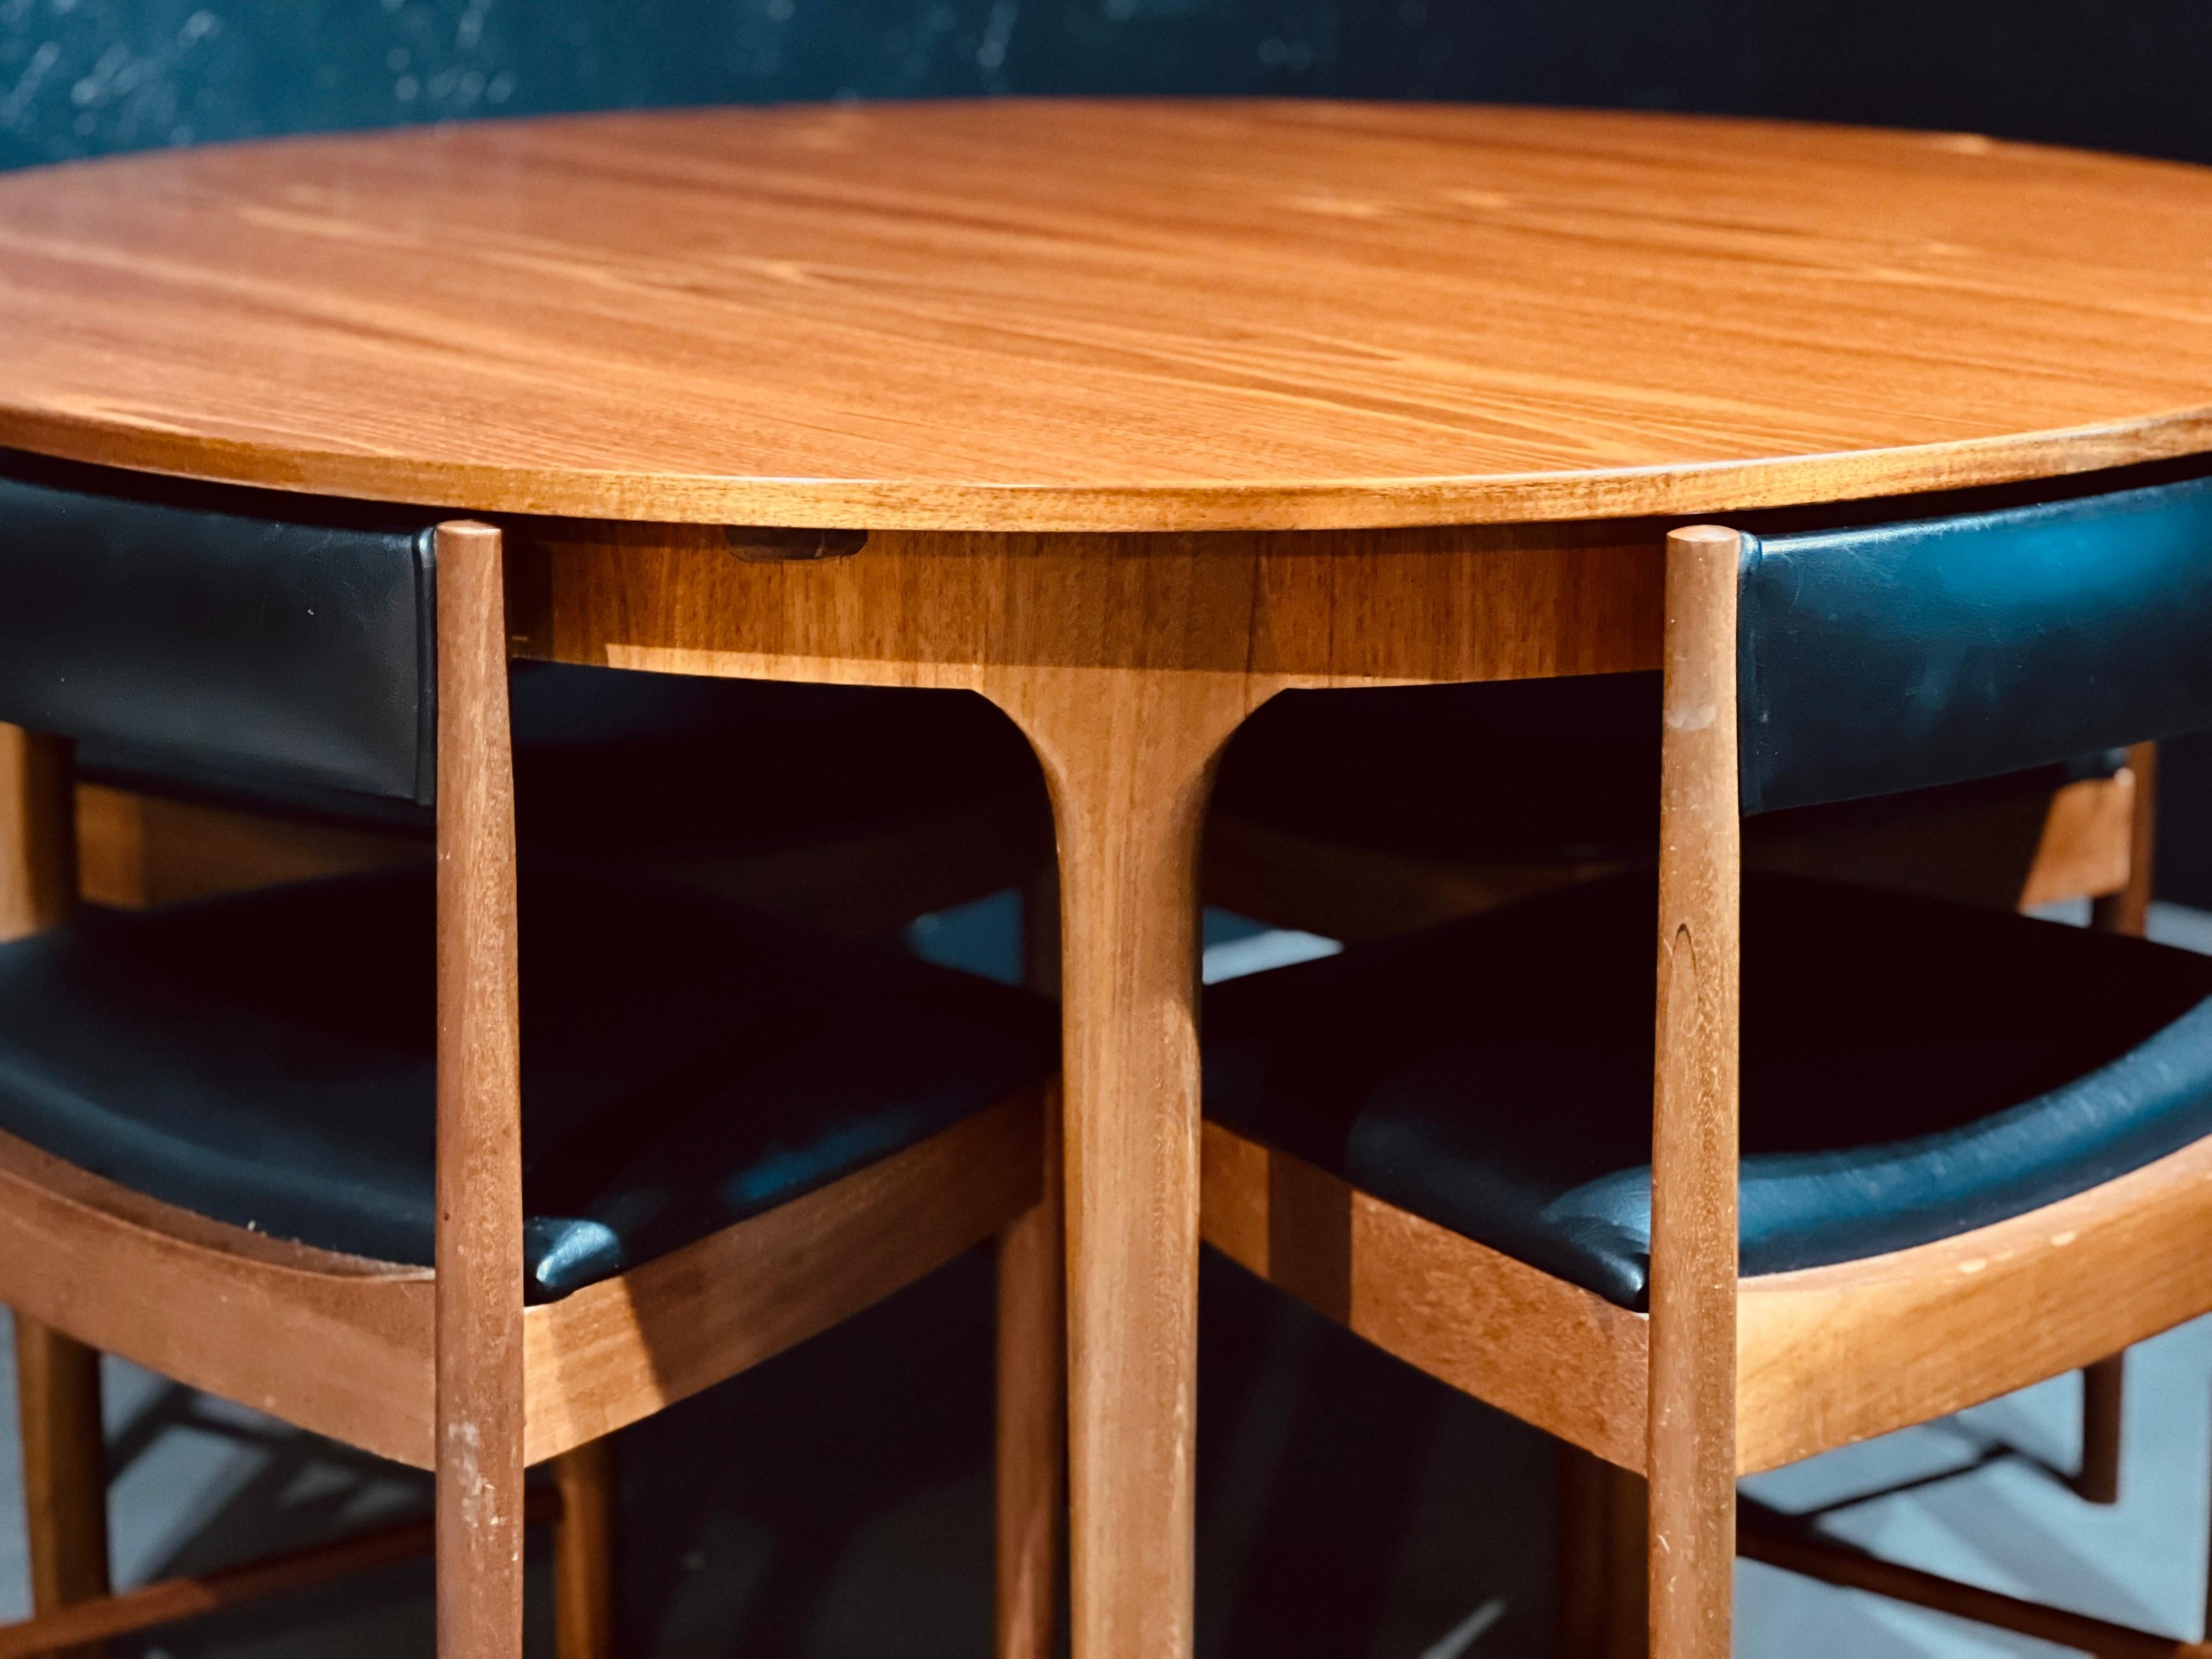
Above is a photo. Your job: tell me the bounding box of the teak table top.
[5,99,2212,531]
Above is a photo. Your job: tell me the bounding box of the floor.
[1,902,2208,1657]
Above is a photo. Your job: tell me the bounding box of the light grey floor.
[0,902,2205,1656]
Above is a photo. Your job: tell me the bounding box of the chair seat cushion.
[79,663,1042,855]
[0,868,1055,1301]
[1203,872,2212,1310]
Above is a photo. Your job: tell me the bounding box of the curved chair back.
[1738,474,2212,815]
[0,459,441,804]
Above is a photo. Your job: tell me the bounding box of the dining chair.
[1198,477,2212,1659]
[0,464,1065,1659]
[23,464,1048,940]
[1206,630,2158,1526]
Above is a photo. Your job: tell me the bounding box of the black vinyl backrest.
[0,461,440,805]
[1738,475,2212,816]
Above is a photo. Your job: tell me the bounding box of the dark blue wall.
[5,2,2212,173]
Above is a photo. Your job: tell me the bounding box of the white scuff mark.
[456,0,490,50]
[1420,1596,1509,1659]
[1664,702,1716,731]
[976,0,1017,70]
[0,41,61,128]
[447,1417,501,1534]
[70,41,131,107]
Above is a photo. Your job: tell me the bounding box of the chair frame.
[1204,586,2159,1565]
[0,522,1065,1659]
[1199,524,2212,1659]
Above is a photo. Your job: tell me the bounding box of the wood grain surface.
[519,1088,1043,1465]
[7,102,2212,529]
[1199,1122,1650,1470]
[1646,526,1743,1659]
[432,520,528,1659]
[1007,665,1258,1659]
[0,1088,1043,1477]
[551,1441,615,1659]
[0,728,75,944]
[506,518,1664,688]
[13,1316,110,1659]
[1735,1131,2212,1475]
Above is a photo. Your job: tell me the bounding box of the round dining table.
[5,98,2212,1658]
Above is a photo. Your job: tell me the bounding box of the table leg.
[996,669,1255,1659]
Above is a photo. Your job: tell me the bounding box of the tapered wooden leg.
[1557,1443,1607,1659]
[1558,1447,1650,1659]
[13,1316,109,1659]
[1649,528,1745,1659]
[0,726,75,943]
[3,721,103,1659]
[995,864,1064,1659]
[2069,751,2154,1510]
[1601,1464,1650,1659]
[434,522,527,1659]
[2090,741,2157,940]
[990,669,1256,1659]
[552,1441,616,1659]
[2076,1353,2125,1506]
[996,1093,1064,1659]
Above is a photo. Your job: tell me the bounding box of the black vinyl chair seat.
[1204,872,2212,1311]
[1212,674,2096,867]
[80,662,1042,855]
[0,868,1056,1302]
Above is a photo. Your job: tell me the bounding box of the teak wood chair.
[5,457,1051,934]
[1205,641,2159,1528]
[0,467,1065,1659]
[1198,476,2212,1659]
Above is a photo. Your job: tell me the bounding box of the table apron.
[504,522,1664,695]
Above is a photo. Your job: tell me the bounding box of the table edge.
[3,405,2210,532]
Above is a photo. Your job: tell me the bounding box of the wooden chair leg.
[1556,1446,1649,1659]
[996,862,1064,1659]
[2072,746,2153,1510]
[2078,1352,2126,1505]
[996,1097,1065,1659]
[1556,1444,1607,1659]
[2089,741,2157,941]
[551,1441,616,1659]
[12,1315,109,1659]
[1648,527,1745,1659]
[434,521,528,1659]
[1600,1464,1650,1659]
